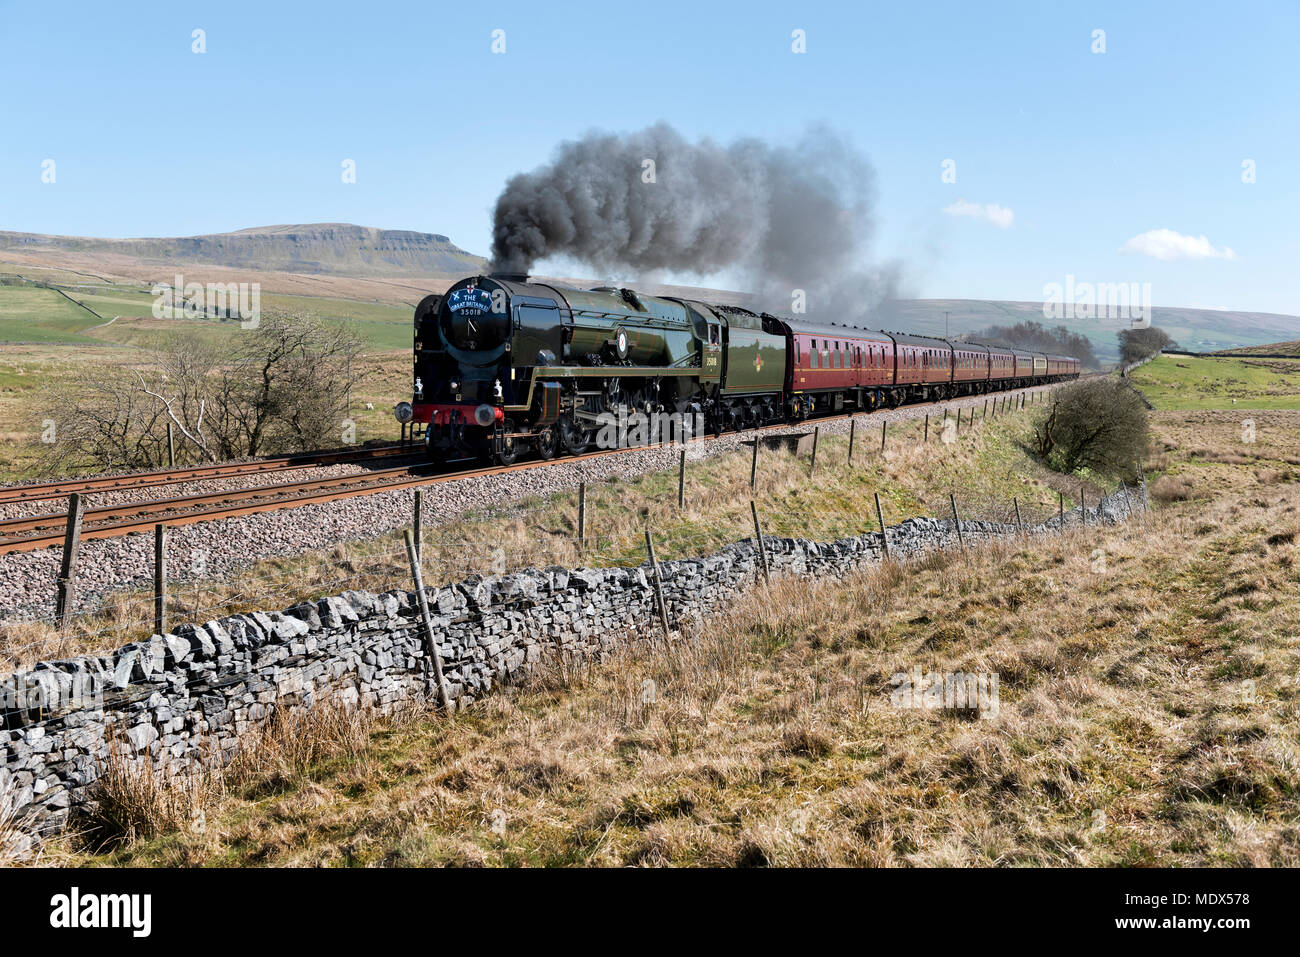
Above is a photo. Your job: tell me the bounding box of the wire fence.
[0,390,1137,677]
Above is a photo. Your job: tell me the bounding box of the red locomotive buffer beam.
[413,402,505,427]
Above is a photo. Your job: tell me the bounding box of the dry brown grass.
[1151,474,1196,502]
[37,409,1300,867]
[76,732,223,850]
[70,697,396,857]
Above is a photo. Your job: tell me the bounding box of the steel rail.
[0,381,1070,555]
[0,444,412,506]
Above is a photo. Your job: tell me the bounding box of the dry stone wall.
[0,487,1142,838]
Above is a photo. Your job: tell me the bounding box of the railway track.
[0,384,1059,556]
[0,443,413,507]
[0,447,633,555]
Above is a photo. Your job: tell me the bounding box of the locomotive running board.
[504,365,704,412]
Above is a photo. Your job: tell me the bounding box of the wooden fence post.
[1059,492,1065,530]
[167,422,175,469]
[154,523,167,635]
[55,492,85,629]
[578,481,587,548]
[874,492,889,560]
[751,501,770,582]
[678,449,686,508]
[950,493,966,551]
[750,437,759,489]
[880,421,887,452]
[955,409,962,436]
[1081,483,1087,526]
[413,489,424,562]
[984,398,989,419]
[644,530,671,637]
[848,418,856,463]
[924,414,929,443]
[403,529,452,710]
[810,426,820,475]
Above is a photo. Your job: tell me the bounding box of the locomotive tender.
[397,274,1081,464]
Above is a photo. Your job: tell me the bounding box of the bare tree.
[226,313,364,455]
[35,310,367,473]
[37,365,173,472]
[134,336,223,462]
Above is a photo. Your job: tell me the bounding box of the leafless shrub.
[37,311,365,472]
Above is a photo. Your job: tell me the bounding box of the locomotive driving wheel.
[535,424,559,460]
[559,414,591,455]
[493,419,521,466]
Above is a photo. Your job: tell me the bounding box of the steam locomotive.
[395,274,1081,464]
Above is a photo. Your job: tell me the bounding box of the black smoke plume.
[489,122,901,319]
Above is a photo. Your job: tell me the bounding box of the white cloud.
[943,198,1014,229]
[1120,228,1237,262]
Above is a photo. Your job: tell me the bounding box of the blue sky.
[2,0,1297,314]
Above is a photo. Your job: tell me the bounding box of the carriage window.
[811,339,819,368]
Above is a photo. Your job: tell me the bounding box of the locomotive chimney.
[490,271,530,283]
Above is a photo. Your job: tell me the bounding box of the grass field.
[0,282,415,352]
[0,287,108,343]
[39,407,1300,867]
[1127,354,1300,410]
